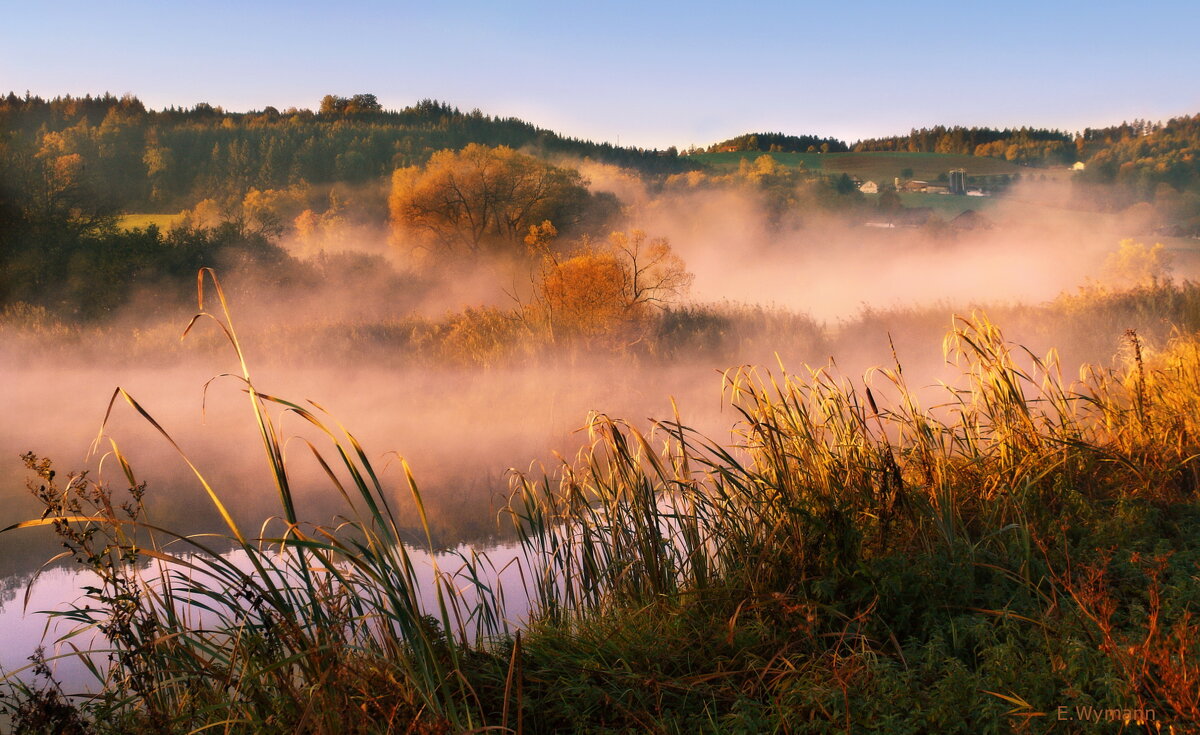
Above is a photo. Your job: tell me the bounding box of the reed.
[497,313,1200,731]
[2,270,500,733]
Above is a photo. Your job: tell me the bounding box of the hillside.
[0,93,698,211]
[699,115,1200,204]
[1075,114,1200,199]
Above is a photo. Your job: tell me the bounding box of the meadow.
[862,191,995,216]
[116,214,185,232]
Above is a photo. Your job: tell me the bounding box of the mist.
[1,161,1192,588]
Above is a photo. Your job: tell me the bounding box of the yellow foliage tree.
[388,144,591,257]
[1102,239,1173,289]
[292,197,350,254]
[242,187,307,238]
[178,198,226,229]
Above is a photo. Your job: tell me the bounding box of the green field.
[690,150,1030,183]
[118,212,183,231]
[864,191,999,216]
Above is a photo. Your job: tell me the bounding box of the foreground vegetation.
[2,272,1199,733]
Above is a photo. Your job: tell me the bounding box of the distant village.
[858,168,1007,230]
[857,168,980,197]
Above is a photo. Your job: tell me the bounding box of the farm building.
[950,210,993,230]
[949,169,967,195]
[899,180,949,194]
[859,180,879,194]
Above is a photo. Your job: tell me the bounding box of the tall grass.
[501,314,1200,730]
[3,270,501,733]
[510,314,1197,616]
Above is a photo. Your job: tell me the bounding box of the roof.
[950,209,993,230]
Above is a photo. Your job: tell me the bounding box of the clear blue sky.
[3,0,1198,149]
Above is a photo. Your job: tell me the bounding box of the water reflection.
[0,356,723,694]
[0,540,532,693]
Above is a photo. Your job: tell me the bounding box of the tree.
[526,226,693,341]
[348,94,382,114]
[388,144,593,256]
[878,184,902,212]
[242,187,306,238]
[319,93,383,116]
[1101,239,1173,289]
[536,247,629,339]
[606,230,694,312]
[834,172,857,195]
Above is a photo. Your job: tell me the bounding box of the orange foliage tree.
[525,224,693,342]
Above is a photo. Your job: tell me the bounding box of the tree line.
[0,92,698,211]
[701,132,850,154]
[1074,114,1200,198]
[852,125,1075,164]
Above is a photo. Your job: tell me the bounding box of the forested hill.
[1074,114,1200,196]
[851,125,1076,164]
[0,92,697,211]
[847,116,1200,195]
[704,132,850,154]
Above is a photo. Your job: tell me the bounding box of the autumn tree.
[877,183,902,212]
[319,93,383,116]
[526,226,693,342]
[536,247,629,339]
[388,144,594,256]
[606,230,694,312]
[1101,239,1173,289]
[738,154,801,224]
[241,187,307,237]
[293,195,353,254]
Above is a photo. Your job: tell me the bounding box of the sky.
[3,0,1199,150]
